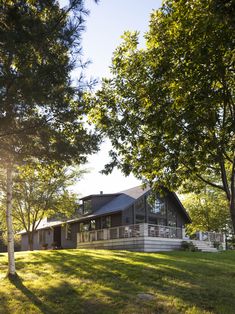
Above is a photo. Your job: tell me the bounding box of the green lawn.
[0,250,234,314]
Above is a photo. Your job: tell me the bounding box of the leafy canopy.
[0,163,83,248]
[182,188,231,234]
[0,0,99,166]
[88,0,235,229]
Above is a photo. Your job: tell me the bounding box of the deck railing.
[148,224,183,239]
[194,231,225,243]
[77,223,184,243]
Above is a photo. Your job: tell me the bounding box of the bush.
[227,237,235,250]
[213,241,223,251]
[41,243,48,250]
[181,241,199,252]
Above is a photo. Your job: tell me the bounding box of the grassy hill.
[0,250,235,314]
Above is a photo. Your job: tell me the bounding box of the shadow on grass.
[13,250,235,314]
[9,274,52,314]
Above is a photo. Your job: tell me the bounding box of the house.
[20,185,189,250]
[20,185,225,252]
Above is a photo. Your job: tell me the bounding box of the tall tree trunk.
[230,171,235,234]
[6,165,16,276]
[28,231,34,251]
[230,202,235,234]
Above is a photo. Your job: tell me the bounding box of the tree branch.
[195,173,225,192]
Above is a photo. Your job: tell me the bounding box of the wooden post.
[95,230,97,241]
[6,165,16,276]
[139,223,148,237]
[117,227,119,239]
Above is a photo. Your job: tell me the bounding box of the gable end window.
[148,197,166,215]
[168,207,177,227]
[135,197,145,213]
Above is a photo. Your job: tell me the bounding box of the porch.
[78,223,183,242]
[77,223,225,252]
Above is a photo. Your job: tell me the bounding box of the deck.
[77,223,225,252]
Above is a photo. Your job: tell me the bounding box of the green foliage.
[0,163,82,238]
[88,0,235,230]
[181,241,199,252]
[0,0,99,166]
[0,0,99,264]
[182,188,231,234]
[227,236,235,250]
[213,241,224,251]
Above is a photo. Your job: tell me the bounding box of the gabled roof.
[91,185,151,216]
[67,185,151,223]
[62,185,191,224]
[18,218,65,235]
[19,185,191,234]
[80,193,121,201]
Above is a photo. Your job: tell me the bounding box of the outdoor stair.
[191,240,218,252]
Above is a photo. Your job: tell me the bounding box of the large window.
[168,207,177,227]
[135,197,145,213]
[157,218,167,226]
[136,214,145,223]
[83,200,92,214]
[148,197,166,215]
[101,216,111,228]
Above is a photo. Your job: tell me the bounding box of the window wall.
[167,207,177,227]
[134,193,177,227]
[135,197,145,223]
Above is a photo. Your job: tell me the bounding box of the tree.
[0,0,99,275]
[0,164,82,251]
[182,188,231,235]
[88,0,235,232]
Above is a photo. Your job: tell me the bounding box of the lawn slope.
[0,250,235,314]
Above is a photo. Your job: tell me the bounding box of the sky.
[61,0,162,197]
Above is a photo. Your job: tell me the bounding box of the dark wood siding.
[111,213,122,227]
[61,222,79,249]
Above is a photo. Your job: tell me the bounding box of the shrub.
[181,241,199,252]
[41,243,48,250]
[213,241,223,251]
